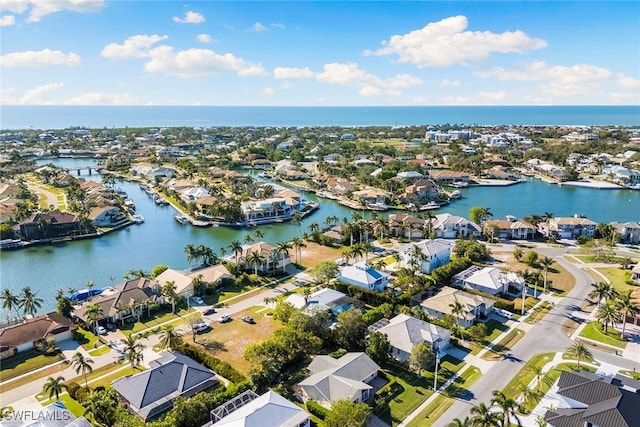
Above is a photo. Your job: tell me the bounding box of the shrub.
[306,400,329,420]
[176,343,246,383]
[66,382,80,400]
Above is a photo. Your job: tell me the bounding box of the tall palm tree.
[566,341,593,369]
[491,390,522,427]
[247,250,265,275]
[528,365,551,392]
[1,288,21,319]
[538,256,555,294]
[589,282,617,306]
[291,237,306,265]
[158,324,182,351]
[615,290,640,337]
[19,286,43,316]
[243,234,254,244]
[448,417,472,427]
[42,376,67,401]
[85,304,103,335]
[253,229,265,240]
[449,300,466,327]
[82,390,104,424]
[228,240,243,265]
[595,301,621,332]
[71,351,94,388]
[121,334,145,368]
[161,281,178,313]
[517,383,538,409]
[276,241,292,272]
[470,402,501,427]
[184,243,197,265]
[307,221,320,234]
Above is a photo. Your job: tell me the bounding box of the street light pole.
[433,338,441,392]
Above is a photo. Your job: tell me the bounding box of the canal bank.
[0,158,638,316]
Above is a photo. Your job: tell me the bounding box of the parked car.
[203,308,217,315]
[192,296,204,305]
[192,321,209,333]
[218,314,231,323]
[96,326,107,335]
[242,316,255,324]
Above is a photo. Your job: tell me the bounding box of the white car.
[192,296,204,305]
[96,326,107,335]
[192,321,209,333]
[218,314,231,323]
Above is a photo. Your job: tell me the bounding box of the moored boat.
[175,214,188,224]
[132,214,144,224]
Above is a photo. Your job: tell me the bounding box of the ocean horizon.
[1,105,639,130]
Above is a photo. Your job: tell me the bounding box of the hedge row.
[177,343,246,383]
[306,400,329,420]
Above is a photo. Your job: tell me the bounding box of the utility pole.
[433,338,441,392]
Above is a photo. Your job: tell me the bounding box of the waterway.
[0,158,638,315]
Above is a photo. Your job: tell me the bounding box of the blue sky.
[1,1,639,106]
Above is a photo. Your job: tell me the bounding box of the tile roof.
[0,312,74,349]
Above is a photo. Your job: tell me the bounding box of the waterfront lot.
[194,308,283,375]
[298,241,343,268]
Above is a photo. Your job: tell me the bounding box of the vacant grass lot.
[579,321,627,349]
[593,267,636,295]
[0,350,65,382]
[194,308,284,375]
[299,242,343,269]
[496,252,575,296]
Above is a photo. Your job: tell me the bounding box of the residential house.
[0,312,75,360]
[396,171,425,181]
[386,213,425,239]
[429,171,470,185]
[398,179,440,204]
[237,241,291,273]
[369,314,451,361]
[252,159,272,170]
[430,213,482,239]
[88,206,125,227]
[325,178,356,196]
[351,188,389,207]
[453,266,524,296]
[181,186,210,202]
[540,216,597,239]
[241,198,294,223]
[73,278,161,326]
[130,165,175,180]
[603,165,640,185]
[610,221,640,244]
[18,212,82,240]
[484,219,536,240]
[397,239,453,274]
[323,153,342,164]
[298,352,380,406]
[112,351,219,421]
[284,288,360,317]
[210,390,310,427]
[0,401,92,427]
[420,287,495,328]
[156,265,232,299]
[338,262,389,292]
[543,370,640,427]
[323,224,347,244]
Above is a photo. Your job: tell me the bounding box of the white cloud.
[1,82,63,104]
[197,34,213,43]
[173,11,205,24]
[609,92,640,104]
[0,0,29,14]
[261,87,275,95]
[0,49,81,67]
[441,95,473,105]
[441,78,461,87]
[26,0,104,22]
[618,75,640,90]
[475,61,611,84]
[273,66,314,79]
[1,82,140,105]
[101,34,168,59]
[252,22,268,32]
[0,15,16,26]
[478,91,507,102]
[411,96,428,104]
[364,15,547,68]
[62,92,140,105]
[144,46,267,78]
[271,23,285,29]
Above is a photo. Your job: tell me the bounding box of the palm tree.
[291,211,302,233]
[184,243,197,265]
[276,241,292,272]
[229,240,243,265]
[589,281,617,306]
[307,221,320,234]
[470,402,501,427]
[243,234,254,244]
[158,324,182,351]
[253,229,265,240]
[1,288,21,319]
[161,281,178,313]
[19,286,43,316]
[491,390,522,427]
[449,417,472,427]
[528,365,551,392]
[566,341,593,369]
[82,390,104,424]
[121,334,145,368]
[595,301,621,332]
[291,237,306,265]
[449,300,466,327]
[71,351,94,388]
[518,383,538,409]
[85,304,103,335]
[616,291,640,338]
[247,250,266,275]
[538,256,555,294]
[43,376,67,401]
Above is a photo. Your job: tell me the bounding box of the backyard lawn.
[0,350,65,383]
[495,251,575,296]
[42,395,85,418]
[579,321,627,349]
[194,308,284,375]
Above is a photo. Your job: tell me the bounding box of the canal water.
[0,158,638,315]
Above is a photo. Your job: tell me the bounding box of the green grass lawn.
[42,395,85,418]
[525,301,553,324]
[467,319,509,355]
[0,350,65,382]
[88,346,112,357]
[481,329,525,360]
[502,352,554,400]
[75,328,101,351]
[89,366,144,388]
[118,308,197,334]
[593,267,636,295]
[579,321,627,349]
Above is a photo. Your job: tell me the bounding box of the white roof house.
[430,213,482,239]
[370,314,451,362]
[396,171,425,180]
[299,352,379,406]
[211,390,309,427]
[397,239,453,274]
[284,288,356,316]
[453,266,524,296]
[420,286,496,328]
[338,262,389,292]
